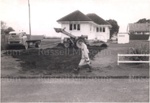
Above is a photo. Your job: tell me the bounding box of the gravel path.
[1,78,149,102]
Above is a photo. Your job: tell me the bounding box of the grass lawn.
[1,39,149,78]
[91,40,149,77]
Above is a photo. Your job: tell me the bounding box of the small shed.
[118,32,129,44]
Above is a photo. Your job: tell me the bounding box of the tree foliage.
[4,27,15,34]
[106,19,119,38]
[136,18,150,23]
[1,21,15,35]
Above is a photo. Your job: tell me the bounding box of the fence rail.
[117,54,150,65]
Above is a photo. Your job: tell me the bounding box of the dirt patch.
[3,44,106,77]
[1,40,149,78]
[1,54,22,77]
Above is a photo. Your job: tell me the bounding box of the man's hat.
[76,39,84,48]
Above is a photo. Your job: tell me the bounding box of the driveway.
[1,78,149,102]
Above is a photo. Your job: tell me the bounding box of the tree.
[136,18,150,23]
[1,21,7,34]
[1,21,7,29]
[106,19,119,38]
[1,21,15,34]
[4,27,15,34]
[1,21,15,50]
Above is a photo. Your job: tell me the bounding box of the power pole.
[28,0,31,39]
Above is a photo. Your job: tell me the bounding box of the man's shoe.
[86,64,92,72]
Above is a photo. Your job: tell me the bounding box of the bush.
[126,44,149,61]
[129,34,149,40]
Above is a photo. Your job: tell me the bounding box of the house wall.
[95,26,110,42]
[118,33,129,44]
[89,24,96,40]
[60,22,110,42]
[81,23,95,40]
[60,22,95,40]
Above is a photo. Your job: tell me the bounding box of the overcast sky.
[1,0,150,36]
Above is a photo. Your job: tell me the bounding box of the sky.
[1,0,150,37]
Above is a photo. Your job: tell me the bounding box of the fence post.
[117,54,150,65]
[149,54,150,66]
[117,54,119,65]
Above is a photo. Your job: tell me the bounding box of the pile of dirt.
[10,45,107,75]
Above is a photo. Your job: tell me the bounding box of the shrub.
[126,44,149,61]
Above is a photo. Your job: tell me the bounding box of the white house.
[57,10,112,42]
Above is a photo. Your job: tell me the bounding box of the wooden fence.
[117,54,150,65]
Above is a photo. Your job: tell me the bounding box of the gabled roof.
[57,10,110,26]
[129,23,150,32]
[86,13,110,25]
[57,10,92,22]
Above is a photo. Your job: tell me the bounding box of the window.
[100,27,102,32]
[96,27,99,32]
[74,24,76,29]
[69,23,80,31]
[103,27,105,32]
[77,24,80,30]
[69,24,72,30]
[96,27,106,32]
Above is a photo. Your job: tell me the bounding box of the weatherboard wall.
[60,22,110,42]
[60,22,95,40]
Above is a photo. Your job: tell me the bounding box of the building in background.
[57,10,111,42]
[128,23,150,35]
[128,23,150,40]
[118,32,129,44]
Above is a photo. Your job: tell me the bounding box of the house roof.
[129,23,150,32]
[57,10,110,26]
[86,13,110,25]
[57,10,92,22]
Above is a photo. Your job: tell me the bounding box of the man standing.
[74,40,92,72]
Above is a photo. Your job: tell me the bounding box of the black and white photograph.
[1,0,150,102]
